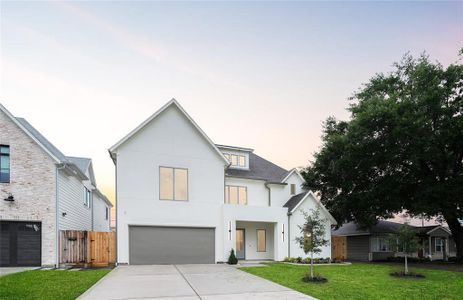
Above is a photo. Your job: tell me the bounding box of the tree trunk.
[310,252,314,279]
[404,254,408,275]
[444,213,463,264]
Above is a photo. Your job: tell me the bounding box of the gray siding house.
[0,103,112,267]
[333,220,457,261]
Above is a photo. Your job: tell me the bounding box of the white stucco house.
[109,99,336,265]
[0,103,112,267]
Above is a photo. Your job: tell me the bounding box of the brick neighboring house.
[0,103,112,267]
[332,220,457,261]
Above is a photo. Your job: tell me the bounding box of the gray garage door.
[129,226,215,265]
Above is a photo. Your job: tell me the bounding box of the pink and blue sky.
[1,1,462,203]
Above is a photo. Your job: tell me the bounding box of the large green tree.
[302,51,463,262]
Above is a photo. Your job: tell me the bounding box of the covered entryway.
[235,221,275,260]
[0,221,41,267]
[129,226,215,265]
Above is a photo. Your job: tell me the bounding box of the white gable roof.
[290,191,337,224]
[281,168,305,183]
[108,99,229,164]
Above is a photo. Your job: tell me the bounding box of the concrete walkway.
[0,267,39,277]
[79,264,314,300]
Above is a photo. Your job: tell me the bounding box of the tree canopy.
[302,51,463,262]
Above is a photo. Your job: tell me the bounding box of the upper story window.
[290,184,296,195]
[105,207,109,220]
[84,187,91,208]
[224,153,246,168]
[225,185,247,205]
[0,145,10,183]
[160,167,188,201]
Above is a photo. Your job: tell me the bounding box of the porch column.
[428,236,432,261]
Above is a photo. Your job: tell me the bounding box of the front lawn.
[0,269,111,300]
[240,262,463,300]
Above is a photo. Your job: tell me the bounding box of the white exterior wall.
[0,109,57,266]
[271,172,305,208]
[289,193,332,259]
[115,105,227,264]
[58,172,93,231]
[92,195,110,232]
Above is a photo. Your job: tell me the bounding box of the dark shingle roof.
[224,152,289,182]
[332,220,405,236]
[284,192,309,212]
[15,117,68,162]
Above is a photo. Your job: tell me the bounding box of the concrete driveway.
[79,264,314,300]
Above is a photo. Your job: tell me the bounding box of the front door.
[236,229,245,260]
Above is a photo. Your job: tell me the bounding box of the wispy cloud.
[55,1,242,89]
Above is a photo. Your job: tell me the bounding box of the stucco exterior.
[111,100,336,264]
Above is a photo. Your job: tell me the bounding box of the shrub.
[296,257,303,263]
[227,249,238,265]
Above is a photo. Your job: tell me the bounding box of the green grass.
[0,269,111,300]
[240,262,463,300]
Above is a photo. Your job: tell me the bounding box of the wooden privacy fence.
[59,230,115,267]
[332,236,347,261]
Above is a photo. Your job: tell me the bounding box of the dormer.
[216,144,253,170]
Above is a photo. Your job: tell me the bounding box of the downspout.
[264,183,271,206]
[55,164,66,268]
[287,212,292,258]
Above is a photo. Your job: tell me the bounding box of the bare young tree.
[389,224,420,274]
[295,208,329,279]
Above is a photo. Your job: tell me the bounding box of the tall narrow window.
[84,187,91,208]
[160,167,188,201]
[257,229,266,252]
[435,238,443,252]
[0,145,10,183]
[239,155,246,167]
[225,185,247,205]
[290,184,296,195]
[105,207,109,220]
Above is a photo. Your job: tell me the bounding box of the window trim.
[257,229,266,252]
[159,166,189,201]
[84,187,91,208]
[435,237,443,252]
[0,145,10,183]
[371,236,390,252]
[224,185,247,205]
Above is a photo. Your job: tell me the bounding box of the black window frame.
[0,145,10,183]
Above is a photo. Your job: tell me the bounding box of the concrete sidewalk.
[0,267,39,277]
[78,264,314,300]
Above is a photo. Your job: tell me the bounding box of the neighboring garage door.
[129,226,215,265]
[0,221,41,267]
